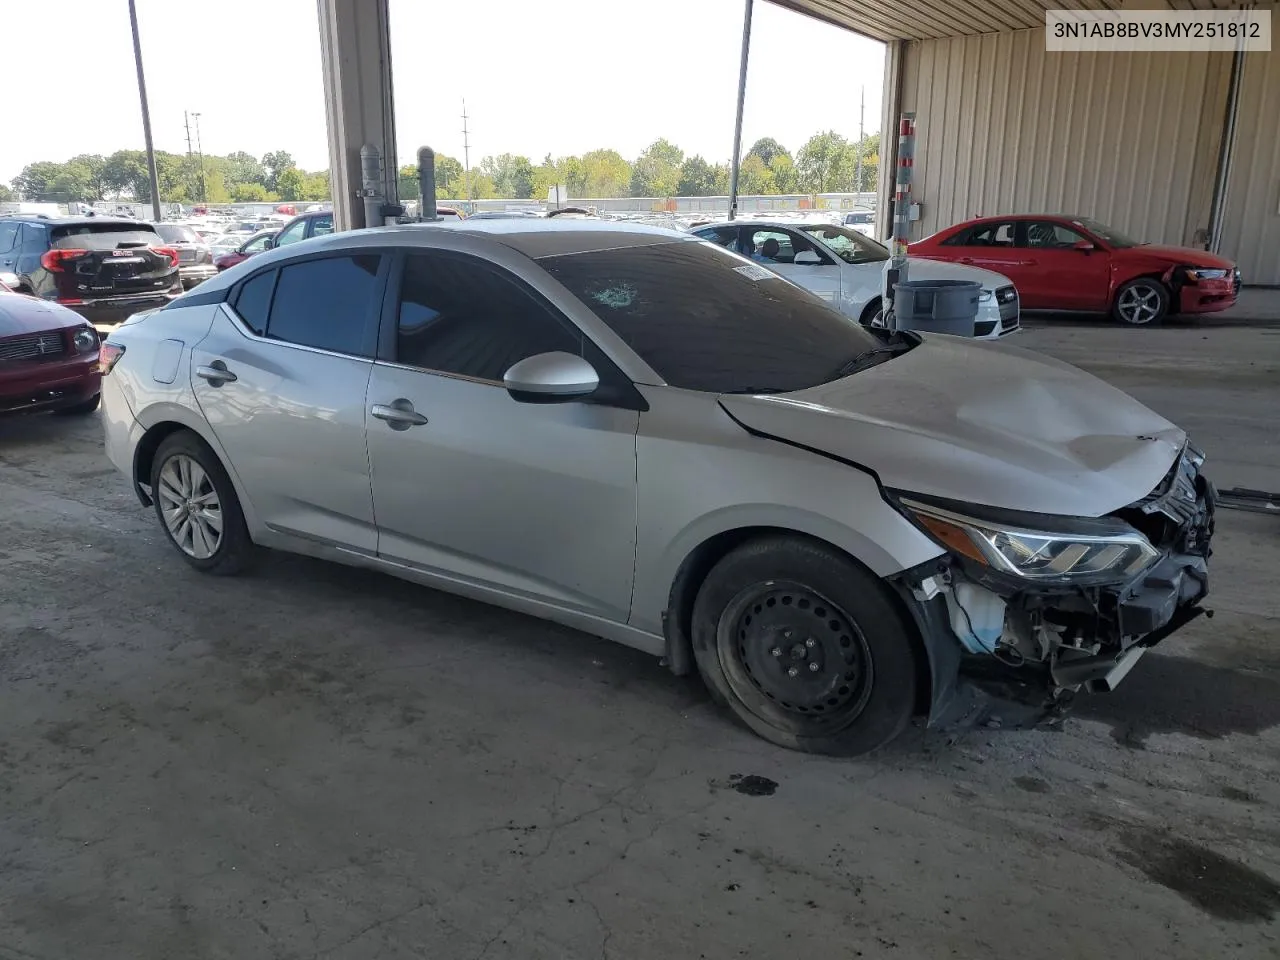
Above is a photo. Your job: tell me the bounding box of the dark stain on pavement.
[1013,776,1051,794]
[729,774,778,797]
[1072,653,1280,747]
[1118,828,1280,923]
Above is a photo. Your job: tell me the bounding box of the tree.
[398,164,421,203]
[300,171,329,201]
[435,154,464,196]
[225,151,267,188]
[853,132,880,193]
[102,150,152,200]
[629,138,683,197]
[262,151,295,192]
[68,155,109,199]
[737,154,775,196]
[230,181,270,202]
[769,153,798,194]
[677,155,719,196]
[796,131,858,193]
[12,161,65,200]
[745,137,789,168]
[276,167,305,201]
[480,154,535,199]
[0,183,12,202]
[579,150,630,198]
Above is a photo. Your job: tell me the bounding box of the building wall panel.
[899,29,1232,248]
[1218,48,1280,285]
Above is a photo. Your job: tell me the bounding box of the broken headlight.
[896,495,1159,586]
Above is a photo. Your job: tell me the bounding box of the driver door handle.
[195,362,237,385]
[371,400,429,429]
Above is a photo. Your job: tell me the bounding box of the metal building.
[775,0,1280,283]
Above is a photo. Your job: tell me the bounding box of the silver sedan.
[100,220,1214,755]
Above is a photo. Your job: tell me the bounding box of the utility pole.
[855,85,865,205]
[193,112,207,202]
[726,0,754,221]
[461,99,472,204]
[129,0,162,221]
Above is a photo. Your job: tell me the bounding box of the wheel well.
[859,297,882,325]
[1117,274,1176,314]
[663,527,932,714]
[133,422,194,493]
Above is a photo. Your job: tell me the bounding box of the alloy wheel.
[1117,283,1163,324]
[157,454,223,560]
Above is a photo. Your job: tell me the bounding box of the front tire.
[690,536,919,756]
[1112,278,1170,326]
[858,297,885,328]
[150,430,254,575]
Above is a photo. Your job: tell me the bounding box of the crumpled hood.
[904,257,1012,291]
[719,335,1186,517]
[1135,244,1234,269]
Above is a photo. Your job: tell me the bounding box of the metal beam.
[727,0,755,221]
[317,0,399,231]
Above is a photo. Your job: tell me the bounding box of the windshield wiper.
[828,341,913,381]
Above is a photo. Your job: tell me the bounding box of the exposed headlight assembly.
[896,495,1159,586]
[1184,267,1229,281]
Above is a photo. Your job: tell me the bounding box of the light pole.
[128,0,162,221]
[193,112,207,202]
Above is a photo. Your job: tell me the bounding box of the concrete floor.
[1,320,1278,959]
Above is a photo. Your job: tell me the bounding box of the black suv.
[0,217,183,326]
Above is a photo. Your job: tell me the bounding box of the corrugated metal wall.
[1218,48,1280,285]
[899,29,1232,247]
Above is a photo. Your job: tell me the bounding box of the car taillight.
[40,248,89,272]
[97,342,126,375]
[151,246,180,267]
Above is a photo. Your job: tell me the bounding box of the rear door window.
[265,254,381,356]
[942,222,1015,247]
[231,269,277,336]
[308,214,333,238]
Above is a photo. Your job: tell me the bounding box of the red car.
[910,215,1240,326]
[0,278,102,416]
[213,229,278,272]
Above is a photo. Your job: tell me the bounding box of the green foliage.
[737,154,775,196]
[275,167,306,202]
[0,183,13,202]
[230,181,270,202]
[578,150,630,198]
[745,137,789,168]
[797,131,858,193]
[769,154,798,194]
[480,154,535,200]
[676,155,719,197]
[261,151,295,192]
[630,138,683,197]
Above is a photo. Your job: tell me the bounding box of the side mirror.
[793,250,824,266]
[1072,239,1095,252]
[262,238,276,250]
[503,351,599,404]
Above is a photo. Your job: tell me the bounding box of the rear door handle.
[195,361,237,386]
[371,399,429,430]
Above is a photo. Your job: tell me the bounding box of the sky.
[3,0,885,183]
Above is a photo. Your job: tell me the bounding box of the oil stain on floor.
[1118,827,1280,923]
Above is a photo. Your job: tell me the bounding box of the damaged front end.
[889,445,1216,730]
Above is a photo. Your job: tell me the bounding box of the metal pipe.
[360,144,383,229]
[417,146,437,221]
[128,0,162,222]
[726,0,754,222]
[1207,43,1246,254]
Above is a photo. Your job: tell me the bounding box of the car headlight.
[72,327,98,354]
[977,289,993,302]
[1185,268,1228,281]
[896,495,1159,585]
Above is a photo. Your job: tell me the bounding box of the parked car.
[0,278,102,416]
[213,229,278,271]
[909,215,1242,325]
[100,219,1214,756]
[692,220,1020,339]
[0,216,183,326]
[152,223,217,288]
[843,210,876,237]
[269,210,334,249]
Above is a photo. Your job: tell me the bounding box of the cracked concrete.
[0,322,1277,958]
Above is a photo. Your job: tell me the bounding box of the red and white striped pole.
[883,112,916,324]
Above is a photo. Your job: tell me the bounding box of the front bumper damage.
[898,447,1216,731]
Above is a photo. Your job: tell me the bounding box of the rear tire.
[55,394,100,416]
[690,536,918,756]
[1112,278,1170,326]
[150,430,255,576]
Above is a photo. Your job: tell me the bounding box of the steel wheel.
[1115,281,1166,325]
[717,580,874,729]
[156,453,224,560]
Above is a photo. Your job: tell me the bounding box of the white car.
[692,220,1020,339]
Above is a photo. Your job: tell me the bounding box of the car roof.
[1,215,151,229]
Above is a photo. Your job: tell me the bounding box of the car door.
[272,217,308,248]
[190,252,385,551]
[364,249,640,621]
[934,220,1037,299]
[1017,220,1112,310]
[0,222,18,278]
[747,228,842,308]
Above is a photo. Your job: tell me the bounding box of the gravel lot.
[1,318,1278,959]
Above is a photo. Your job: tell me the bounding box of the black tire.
[858,297,884,327]
[1112,278,1170,326]
[54,394,100,416]
[690,536,919,756]
[150,430,255,575]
